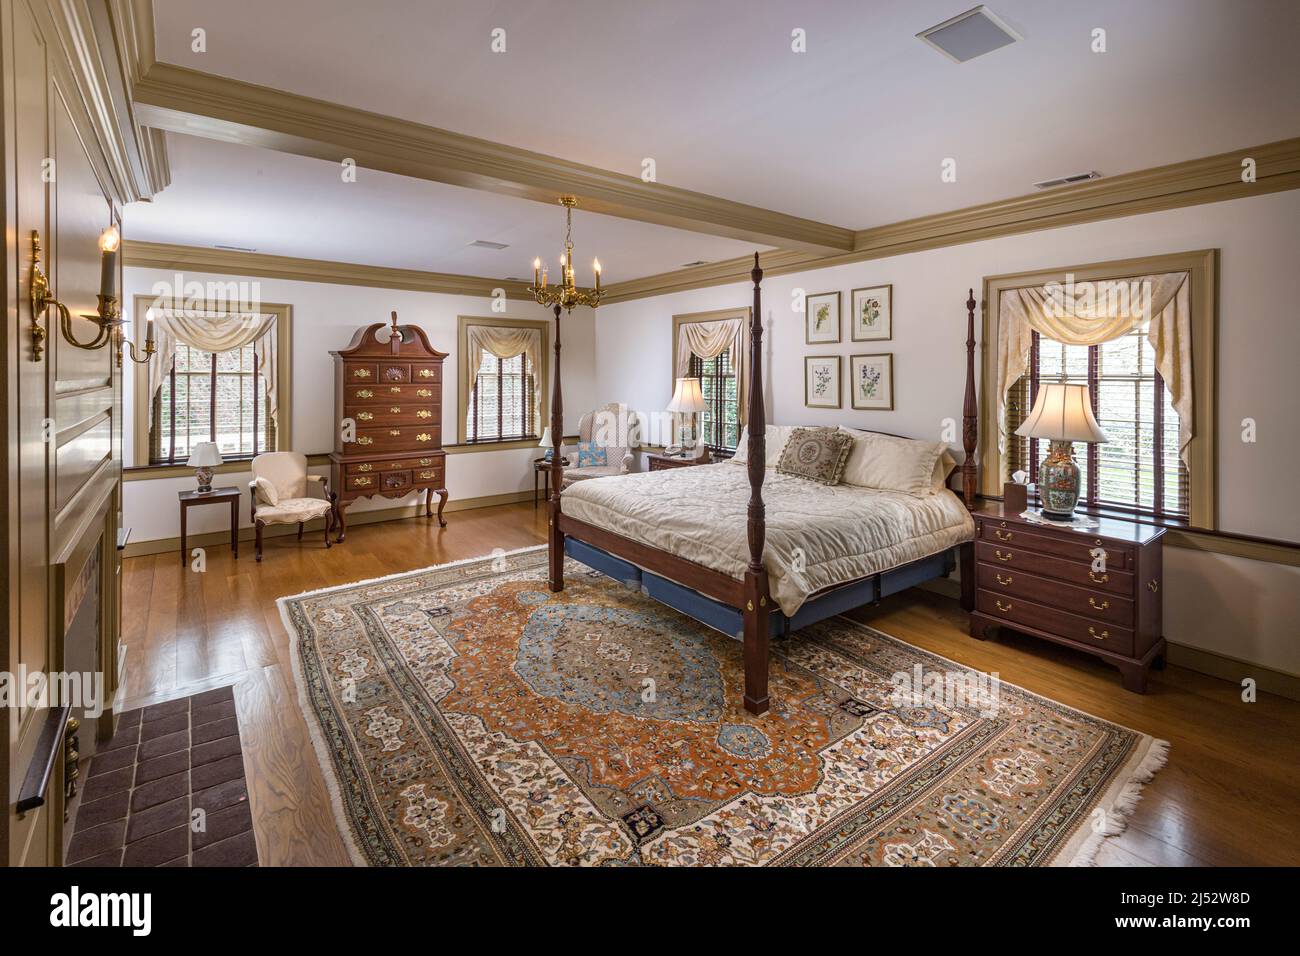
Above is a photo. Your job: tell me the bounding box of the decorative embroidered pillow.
[576,441,607,467]
[255,476,280,506]
[775,427,853,485]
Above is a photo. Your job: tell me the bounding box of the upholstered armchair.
[248,452,337,561]
[561,402,635,487]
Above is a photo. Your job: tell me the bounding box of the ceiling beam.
[131,62,854,255]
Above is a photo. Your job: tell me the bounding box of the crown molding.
[602,136,1300,303]
[130,61,853,255]
[122,241,538,301]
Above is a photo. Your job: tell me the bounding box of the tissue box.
[1004,481,1028,512]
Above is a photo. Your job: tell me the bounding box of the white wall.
[596,190,1300,674]
[122,267,596,544]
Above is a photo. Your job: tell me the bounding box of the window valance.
[996,271,1193,465]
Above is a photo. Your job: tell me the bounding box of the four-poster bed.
[545,255,980,715]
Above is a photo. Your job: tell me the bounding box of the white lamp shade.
[538,427,554,448]
[666,377,706,413]
[1015,383,1110,443]
[186,441,223,467]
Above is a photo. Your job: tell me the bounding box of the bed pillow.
[933,451,957,493]
[838,428,948,497]
[733,425,796,467]
[776,427,854,485]
[576,441,607,467]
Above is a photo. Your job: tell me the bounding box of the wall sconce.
[28,226,152,365]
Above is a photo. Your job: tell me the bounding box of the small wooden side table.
[178,486,241,566]
[646,450,712,471]
[533,457,569,508]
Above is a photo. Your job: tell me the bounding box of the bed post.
[548,303,565,592]
[960,287,978,611]
[742,253,770,716]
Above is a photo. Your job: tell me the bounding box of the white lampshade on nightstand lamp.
[666,377,706,454]
[1015,383,1109,519]
[538,426,556,461]
[186,442,223,494]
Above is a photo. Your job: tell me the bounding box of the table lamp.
[538,426,555,461]
[186,442,223,494]
[1015,383,1109,520]
[666,377,706,455]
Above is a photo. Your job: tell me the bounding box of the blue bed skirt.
[564,536,956,639]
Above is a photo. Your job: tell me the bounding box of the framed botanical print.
[804,291,841,344]
[804,355,842,408]
[851,284,892,341]
[850,353,894,410]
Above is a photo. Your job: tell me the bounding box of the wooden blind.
[467,349,536,443]
[151,343,272,464]
[688,347,739,452]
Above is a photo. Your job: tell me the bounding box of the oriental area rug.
[279,547,1167,866]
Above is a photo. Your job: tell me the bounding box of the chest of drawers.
[968,503,1165,692]
[329,316,449,539]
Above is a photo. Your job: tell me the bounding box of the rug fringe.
[1059,736,1171,867]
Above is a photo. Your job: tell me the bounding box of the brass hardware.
[29,231,135,361]
[1094,538,1104,546]
[999,521,1007,527]
[419,458,433,466]
[995,600,1013,612]
[354,476,373,487]
[995,549,1013,562]
[356,436,374,445]
[389,429,401,436]
[27,233,50,359]
[1089,571,1109,583]
[357,411,373,421]
[353,368,371,378]
[390,406,402,413]
[63,718,81,807]
[357,463,372,472]
[390,386,402,393]
[416,433,432,442]
[416,388,433,397]
[528,195,604,310]
[385,367,404,380]
[419,470,434,479]
[1089,597,1110,611]
[994,529,1013,541]
[1089,626,1109,640]
[418,368,435,378]
[746,600,753,611]
[759,596,767,607]
[995,573,1013,586]
[1148,579,1160,593]
[416,409,432,419]
[356,388,374,398]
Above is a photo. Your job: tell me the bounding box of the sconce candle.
[98,226,120,300]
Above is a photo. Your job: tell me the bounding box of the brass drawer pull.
[419,458,433,466]
[357,463,372,472]
[418,368,435,378]
[354,476,373,487]
[995,549,1013,562]
[994,529,1013,541]
[419,470,435,479]
[416,388,433,397]
[995,573,1013,586]
[356,389,373,398]
[390,406,402,413]
[416,433,432,442]
[390,386,402,393]
[355,436,373,445]
[1089,597,1109,611]
[389,429,402,436]
[353,368,371,378]
[1148,579,1160,593]
[357,411,373,421]
[995,600,1013,612]
[416,409,432,419]
[1089,571,1108,583]
[1089,626,1108,640]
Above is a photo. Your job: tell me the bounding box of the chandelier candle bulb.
[594,259,601,291]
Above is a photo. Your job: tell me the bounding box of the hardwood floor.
[119,502,1300,866]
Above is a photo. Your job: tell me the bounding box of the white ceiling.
[124,133,765,282]
[141,0,1300,274]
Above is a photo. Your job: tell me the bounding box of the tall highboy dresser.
[330,313,449,538]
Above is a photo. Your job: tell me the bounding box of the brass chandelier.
[528,196,602,310]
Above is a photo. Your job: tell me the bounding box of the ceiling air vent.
[680,260,709,267]
[468,239,509,250]
[917,6,1021,63]
[1032,171,1102,190]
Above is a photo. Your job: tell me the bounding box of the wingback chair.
[248,452,337,561]
[561,402,635,487]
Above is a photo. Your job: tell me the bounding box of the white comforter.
[561,461,975,616]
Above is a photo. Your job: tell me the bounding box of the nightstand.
[968,502,1166,693]
[646,450,712,471]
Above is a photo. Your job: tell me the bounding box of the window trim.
[671,307,750,450]
[130,297,293,470]
[455,316,550,447]
[979,249,1217,530]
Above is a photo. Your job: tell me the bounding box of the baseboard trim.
[122,490,535,557]
[1164,643,1300,702]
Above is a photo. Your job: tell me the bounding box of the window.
[466,349,538,443]
[1006,325,1188,519]
[151,342,272,464]
[689,347,740,452]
